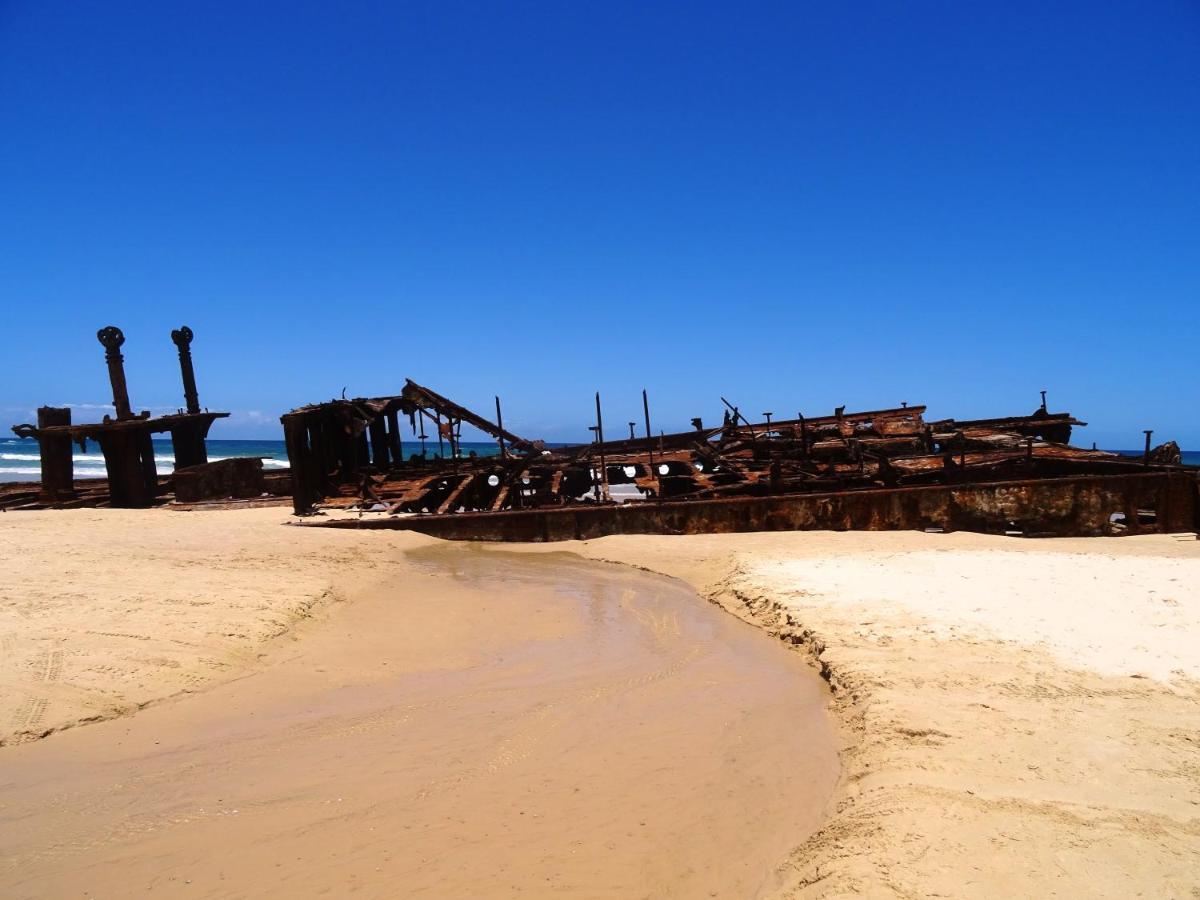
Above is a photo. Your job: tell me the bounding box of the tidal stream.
[1,545,838,898]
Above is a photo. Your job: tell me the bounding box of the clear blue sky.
[2,2,1196,448]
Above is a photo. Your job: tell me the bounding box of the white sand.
[0,507,409,744]
[752,549,1200,681]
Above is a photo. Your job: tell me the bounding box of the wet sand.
[549,531,1200,898]
[0,544,838,899]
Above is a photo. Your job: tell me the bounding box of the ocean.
[0,438,1195,484]
[1115,450,1200,466]
[0,438,505,483]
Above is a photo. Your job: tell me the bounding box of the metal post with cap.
[494,396,507,458]
[594,392,610,501]
[97,326,133,421]
[171,326,201,415]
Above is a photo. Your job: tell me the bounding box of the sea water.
[0,437,504,482]
[1115,449,1200,466]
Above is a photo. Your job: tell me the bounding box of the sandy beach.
[553,530,1200,898]
[0,509,836,898]
[2,508,1198,897]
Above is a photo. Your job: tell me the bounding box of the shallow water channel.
[1,545,838,899]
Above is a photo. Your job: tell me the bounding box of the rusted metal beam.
[495,396,507,458]
[436,474,475,515]
[170,326,201,415]
[97,428,157,507]
[642,389,655,475]
[392,474,442,509]
[33,408,75,502]
[369,416,390,469]
[97,325,133,421]
[283,417,315,515]
[310,472,1198,543]
[401,379,535,452]
[594,391,610,502]
[386,410,403,464]
[490,481,514,511]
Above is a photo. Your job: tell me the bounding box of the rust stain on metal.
[279,381,1198,540]
[6,326,238,509]
[314,472,1198,541]
[8,352,1196,538]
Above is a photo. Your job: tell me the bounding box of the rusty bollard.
[97,325,133,420]
[171,326,201,415]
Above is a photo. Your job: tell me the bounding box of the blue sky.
[1,1,1196,448]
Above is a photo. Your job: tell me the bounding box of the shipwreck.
[281,380,1198,541]
[5,337,1196,539]
[5,325,287,509]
